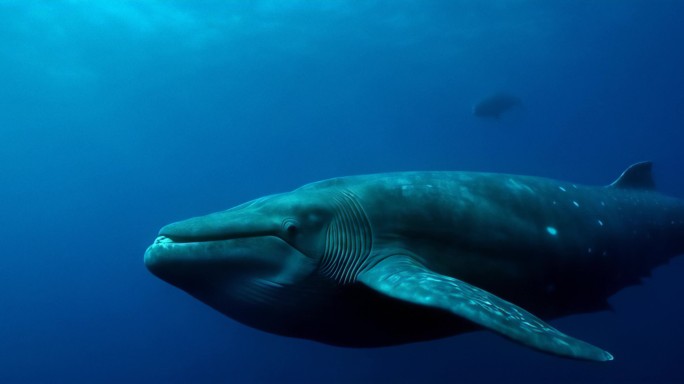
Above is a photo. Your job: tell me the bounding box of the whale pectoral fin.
[358,255,613,362]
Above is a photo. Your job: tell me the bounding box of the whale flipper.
[358,255,613,362]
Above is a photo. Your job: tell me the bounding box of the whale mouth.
[153,235,175,245]
[145,236,235,265]
[146,233,276,261]
[145,234,286,266]
[154,211,278,246]
[144,234,306,291]
[147,236,210,253]
[152,234,238,245]
[153,231,270,245]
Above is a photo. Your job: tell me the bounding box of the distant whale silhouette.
[473,93,522,119]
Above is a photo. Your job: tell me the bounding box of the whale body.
[145,162,684,361]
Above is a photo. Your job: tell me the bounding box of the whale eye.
[282,219,299,235]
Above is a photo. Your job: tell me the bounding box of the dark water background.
[1,1,684,382]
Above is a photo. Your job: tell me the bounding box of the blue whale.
[145,162,684,361]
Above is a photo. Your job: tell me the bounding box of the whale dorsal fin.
[609,161,655,190]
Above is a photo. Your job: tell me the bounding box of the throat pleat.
[320,191,372,284]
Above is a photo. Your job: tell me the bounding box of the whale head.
[144,184,373,333]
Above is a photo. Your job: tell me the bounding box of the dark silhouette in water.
[473,93,522,119]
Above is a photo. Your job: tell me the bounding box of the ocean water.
[1,1,684,383]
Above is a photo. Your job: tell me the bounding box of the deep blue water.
[2,1,684,382]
